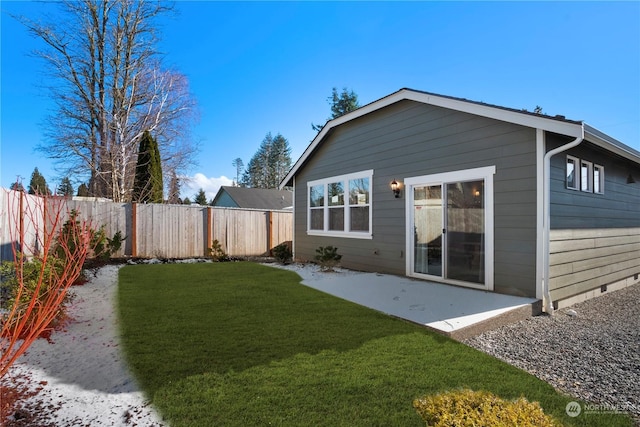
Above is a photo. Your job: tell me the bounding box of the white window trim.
[405,165,495,291]
[594,164,605,194]
[566,155,579,190]
[307,170,373,239]
[581,160,593,192]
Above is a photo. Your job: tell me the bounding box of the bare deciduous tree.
[17,0,198,202]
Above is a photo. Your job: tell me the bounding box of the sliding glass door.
[408,167,493,289]
[413,185,443,277]
[445,180,484,284]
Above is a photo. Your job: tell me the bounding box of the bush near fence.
[0,190,293,261]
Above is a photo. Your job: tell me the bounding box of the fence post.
[19,191,25,256]
[131,202,137,258]
[206,207,213,256]
[268,210,273,256]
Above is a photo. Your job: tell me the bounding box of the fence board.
[66,199,130,258]
[0,190,292,261]
[1,190,46,260]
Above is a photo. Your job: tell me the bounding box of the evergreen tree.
[57,177,74,197]
[312,87,360,131]
[28,167,51,195]
[10,181,25,192]
[182,197,192,205]
[77,183,90,197]
[133,130,164,203]
[232,158,244,186]
[241,132,292,188]
[167,170,181,204]
[194,188,208,205]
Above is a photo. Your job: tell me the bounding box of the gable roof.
[212,186,293,210]
[281,88,640,188]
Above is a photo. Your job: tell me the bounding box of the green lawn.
[117,262,632,426]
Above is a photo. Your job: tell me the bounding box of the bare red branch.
[1,190,93,378]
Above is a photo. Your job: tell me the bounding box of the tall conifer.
[133,131,164,203]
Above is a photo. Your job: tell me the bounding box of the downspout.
[542,125,584,314]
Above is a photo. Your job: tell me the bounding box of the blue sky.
[2,1,639,200]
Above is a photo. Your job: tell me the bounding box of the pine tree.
[167,170,181,204]
[10,181,25,192]
[194,188,208,205]
[77,183,90,197]
[182,197,191,205]
[241,132,292,188]
[271,133,292,187]
[57,177,74,197]
[312,87,360,131]
[133,130,164,203]
[232,158,244,186]
[28,167,51,195]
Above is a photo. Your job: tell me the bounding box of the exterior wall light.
[391,179,401,198]
[627,174,636,184]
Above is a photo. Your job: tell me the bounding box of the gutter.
[541,126,584,314]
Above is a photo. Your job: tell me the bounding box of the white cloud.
[180,173,233,201]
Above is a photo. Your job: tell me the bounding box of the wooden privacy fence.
[0,189,293,261]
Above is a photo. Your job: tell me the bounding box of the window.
[567,155,604,195]
[594,164,605,194]
[307,170,373,238]
[566,156,579,190]
[328,182,344,231]
[581,160,593,192]
[309,184,324,230]
[349,177,370,232]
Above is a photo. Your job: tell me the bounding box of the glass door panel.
[445,180,484,284]
[413,185,442,276]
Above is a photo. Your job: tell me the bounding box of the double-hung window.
[307,170,373,239]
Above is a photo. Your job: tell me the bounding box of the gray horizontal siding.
[294,100,539,297]
[549,228,640,301]
[549,137,640,229]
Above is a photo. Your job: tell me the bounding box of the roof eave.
[280,89,637,188]
[584,124,640,164]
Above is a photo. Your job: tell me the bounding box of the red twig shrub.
[0,190,92,378]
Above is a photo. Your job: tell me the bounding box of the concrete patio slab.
[272,264,541,341]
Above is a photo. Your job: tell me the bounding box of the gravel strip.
[464,283,640,424]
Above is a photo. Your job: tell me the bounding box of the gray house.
[211,186,293,210]
[280,88,640,312]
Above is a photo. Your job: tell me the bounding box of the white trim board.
[405,165,496,292]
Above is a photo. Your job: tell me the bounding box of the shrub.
[208,239,229,262]
[0,255,72,339]
[413,388,561,427]
[314,245,342,271]
[107,230,125,255]
[273,242,292,264]
[57,210,124,267]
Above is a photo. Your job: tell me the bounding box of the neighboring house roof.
[281,88,640,188]
[211,186,293,210]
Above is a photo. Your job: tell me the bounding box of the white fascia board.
[584,124,640,164]
[401,90,584,138]
[280,88,586,188]
[279,91,408,188]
